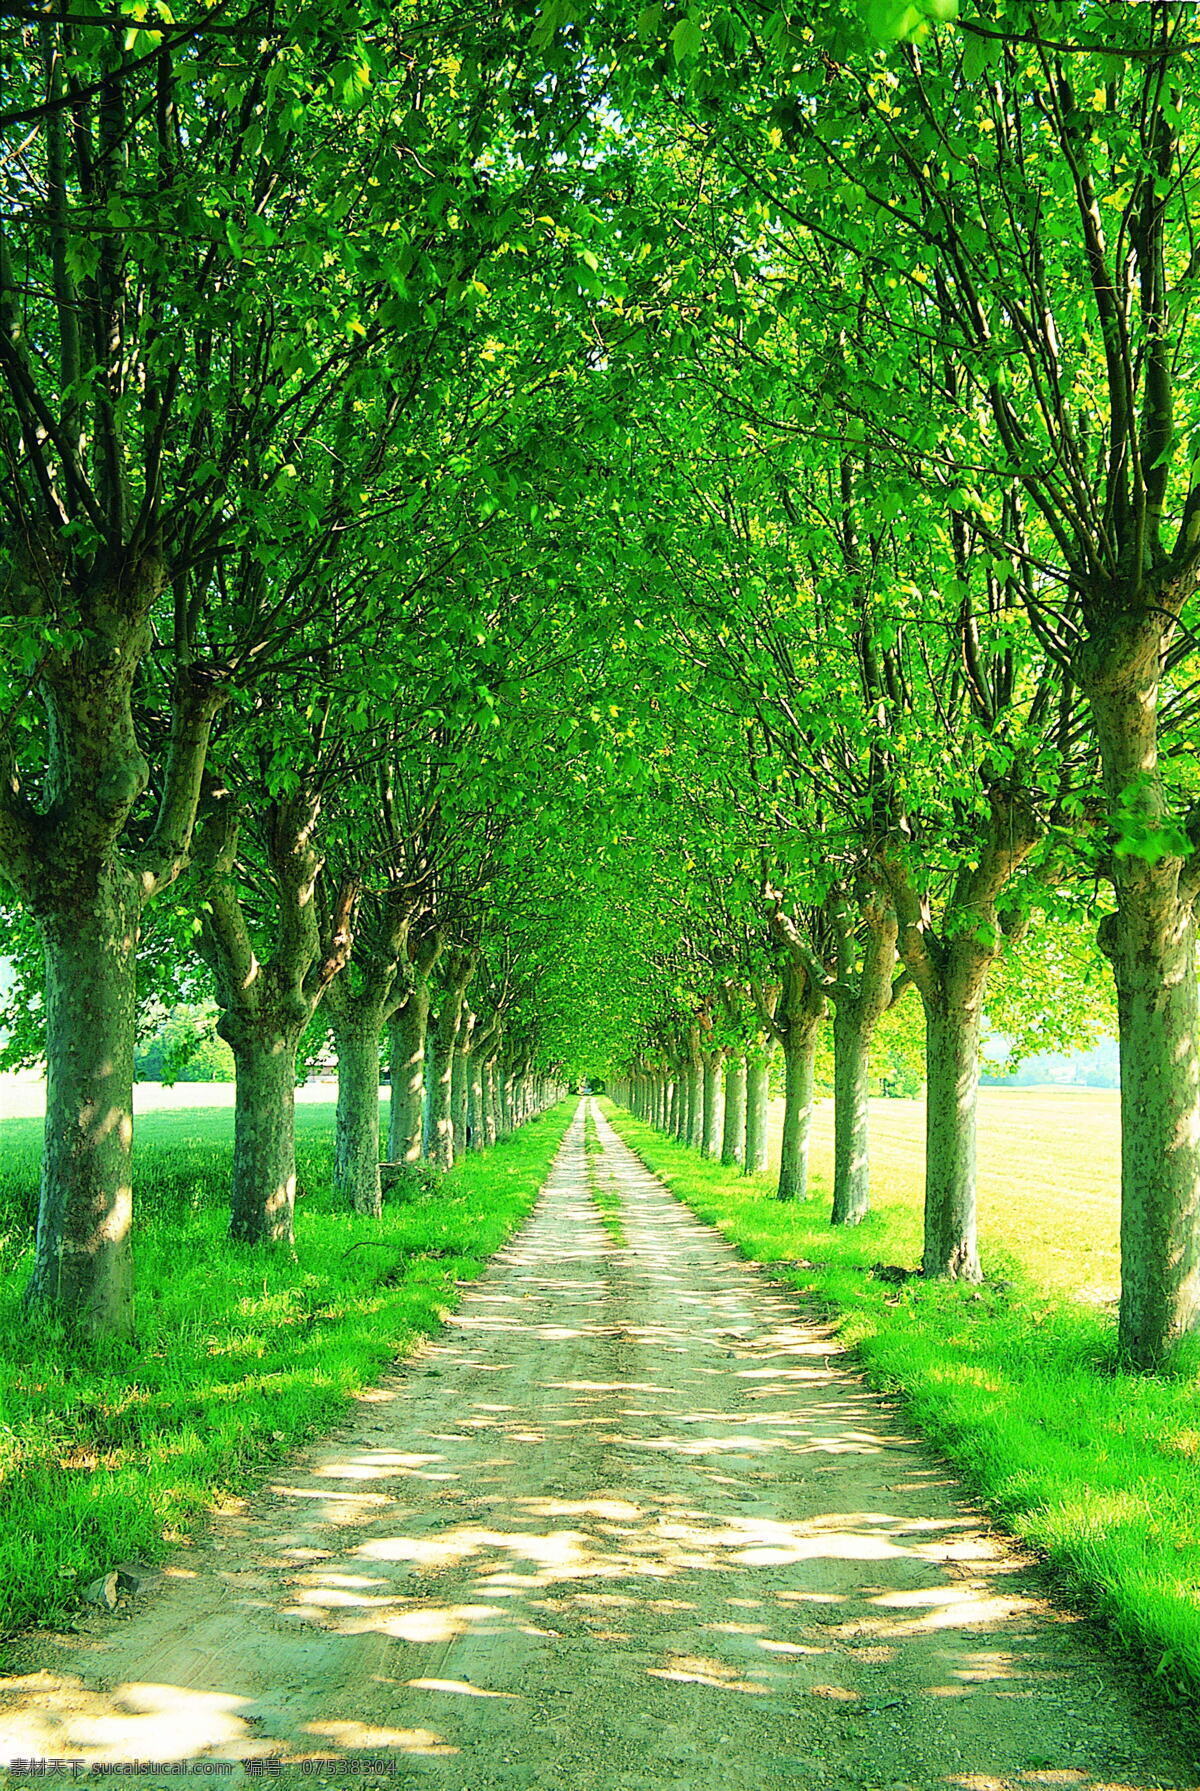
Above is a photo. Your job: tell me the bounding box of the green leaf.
[670,15,704,62]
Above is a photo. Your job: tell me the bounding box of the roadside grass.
[584,1106,626,1247]
[0,1096,574,1654]
[601,1098,1200,1705]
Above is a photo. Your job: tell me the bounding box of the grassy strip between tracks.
[584,1106,626,1247]
[601,1098,1200,1706]
[0,1097,575,1653]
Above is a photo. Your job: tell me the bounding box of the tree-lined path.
[0,1101,1187,1790]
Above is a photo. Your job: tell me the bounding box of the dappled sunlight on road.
[0,1103,1190,1790]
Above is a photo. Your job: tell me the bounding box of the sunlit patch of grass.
[0,1097,574,1654]
[602,1099,1200,1704]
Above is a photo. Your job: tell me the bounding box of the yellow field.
[770,1087,1122,1306]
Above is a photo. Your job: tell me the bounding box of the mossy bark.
[14,588,218,1337]
[27,878,139,1336]
[388,987,430,1163]
[921,987,986,1280]
[430,1004,458,1169]
[721,1056,746,1167]
[701,1055,721,1158]
[829,890,899,1228]
[744,1056,770,1174]
[331,1017,384,1217]
[777,1017,819,1201]
[430,952,475,1170]
[228,1031,300,1245]
[1083,617,1200,1365]
[831,1006,872,1227]
[192,788,354,1244]
[685,1025,703,1151]
[883,792,1039,1285]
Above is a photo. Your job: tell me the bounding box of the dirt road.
[1,1100,1193,1790]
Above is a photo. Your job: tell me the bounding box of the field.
[795,1086,1123,1305]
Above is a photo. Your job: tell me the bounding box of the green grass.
[584,1106,626,1247]
[0,1096,574,1655]
[602,1097,1200,1706]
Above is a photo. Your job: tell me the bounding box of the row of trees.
[5,0,1200,1373]
[575,0,1200,1371]
[0,0,618,1335]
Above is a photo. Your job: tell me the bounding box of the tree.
[0,0,593,1329]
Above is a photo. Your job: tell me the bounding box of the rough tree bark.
[326,889,419,1217]
[429,949,476,1169]
[755,922,825,1202]
[721,1055,746,1167]
[452,1006,475,1154]
[700,1048,722,1158]
[192,788,355,1246]
[744,1053,771,1173]
[822,888,904,1227]
[387,928,444,1164]
[1081,615,1200,1364]
[882,791,1040,1281]
[685,1023,703,1151]
[464,1017,500,1152]
[777,980,822,1201]
[12,599,222,1335]
[743,984,779,1178]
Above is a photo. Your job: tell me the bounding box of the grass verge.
[584,1106,626,1247]
[0,1098,574,1655]
[601,1098,1200,1705]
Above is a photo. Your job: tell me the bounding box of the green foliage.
[862,0,957,44]
[134,1006,235,1085]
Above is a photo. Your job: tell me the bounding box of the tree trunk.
[19,598,217,1337]
[26,875,139,1337]
[701,1055,721,1157]
[468,1055,487,1150]
[332,1018,383,1217]
[228,1032,299,1245]
[1083,620,1200,1365]
[721,1056,746,1167]
[388,988,429,1163]
[744,1056,770,1174]
[777,1020,818,1201]
[686,1061,702,1150]
[1108,903,1200,1362]
[430,1006,458,1169]
[883,797,1038,1290]
[451,1034,470,1156]
[831,1005,872,1226]
[483,1059,500,1145]
[922,991,984,1280]
[422,1031,436,1155]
